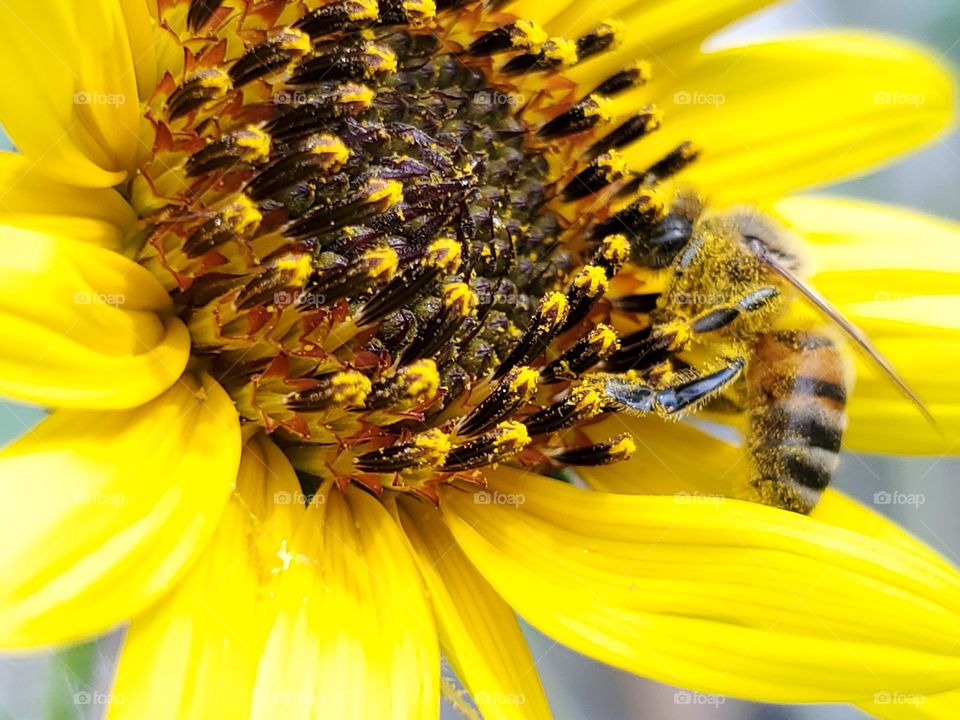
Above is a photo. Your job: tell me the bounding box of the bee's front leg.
[599,357,746,418]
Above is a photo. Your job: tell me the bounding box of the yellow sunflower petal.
[251,486,440,719]
[0,226,190,408]
[776,196,960,303]
[625,34,955,203]
[774,196,960,454]
[397,496,552,720]
[580,415,951,567]
[560,0,775,89]
[0,152,136,245]
[119,0,159,102]
[580,415,744,496]
[108,433,300,720]
[0,374,241,649]
[443,467,960,703]
[0,0,142,187]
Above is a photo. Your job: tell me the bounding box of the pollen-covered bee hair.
[597,195,925,514]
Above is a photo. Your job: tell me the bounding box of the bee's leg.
[734,331,849,514]
[685,286,780,335]
[602,286,779,375]
[600,357,745,417]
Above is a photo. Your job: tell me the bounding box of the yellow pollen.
[403,0,437,26]
[424,237,462,273]
[585,96,613,122]
[223,196,263,235]
[514,20,548,52]
[540,292,570,330]
[366,178,404,208]
[331,370,373,406]
[398,359,441,401]
[632,59,653,84]
[510,367,540,397]
[350,0,380,22]
[643,105,664,132]
[234,126,272,164]
[337,83,376,109]
[599,233,631,266]
[364,246,399,280]
[543,37,578,67]
[275,252,313,285]
[596,150,627,181]
[413,428,452,463]
[571,385,603,415]
[591,324,621,354]
[306,134,350,168]
[192,67,232,92]
[279,28,313,54]
[443,282,478,317]
[367,46,399,76]
[492,420,530,449]
[609,435,637,459]
[595,19,625,48]
[574,265,609,295]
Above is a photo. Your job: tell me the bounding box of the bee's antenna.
[748,238,940,433]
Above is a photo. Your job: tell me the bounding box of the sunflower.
[1,0,959,718]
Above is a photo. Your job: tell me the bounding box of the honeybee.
[597,194,929,514]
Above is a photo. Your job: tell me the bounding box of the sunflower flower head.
[2,0,960,718]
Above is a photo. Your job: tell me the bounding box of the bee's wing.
[747,238,938,430]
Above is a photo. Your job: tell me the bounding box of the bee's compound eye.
[631,214,692,268]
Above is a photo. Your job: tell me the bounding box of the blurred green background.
[1,0,958,718]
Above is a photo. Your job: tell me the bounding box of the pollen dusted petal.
[634,34,956,203]
[0,0,142,187]
[0,227,190,409]
[107,434,301,720]
[0,374,241,649]
[250,486,439,719]
[396,496,552,720]
[442,467,960,703]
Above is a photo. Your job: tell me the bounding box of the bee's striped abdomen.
[740,331,848,514]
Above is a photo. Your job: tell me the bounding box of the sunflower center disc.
[126,0,699,500]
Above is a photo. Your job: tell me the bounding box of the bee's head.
[624,191,702,269]
[714,207,811,275]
